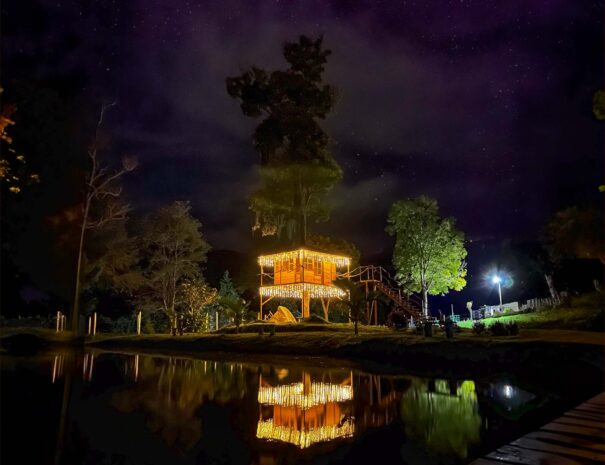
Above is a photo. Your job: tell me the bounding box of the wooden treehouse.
[258,249,351,320]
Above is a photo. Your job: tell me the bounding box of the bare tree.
[71,102,137,332]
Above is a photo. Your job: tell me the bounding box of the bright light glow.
[258,249,351,268]
[503,384,514,399]
[259,283,347,299]
[492,275,501,284]
[258,381,353,408]
[256,418,355,448]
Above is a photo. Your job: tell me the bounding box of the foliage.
[179,279,218,332]
[471,321,486,336]
[218,296,252,333]
[400,379,481,460]
[333,278,380,335]
[138,201,211,334]
[593,89,604,121]
[250,161,342,240]
[387,310,409,329]
[226,35,341,242]
[543,206,604,265]
[0,89,40,194]
[386,196,467,316]
[219,270,239,299]
[306,234,361,268]
[489,321,519,336]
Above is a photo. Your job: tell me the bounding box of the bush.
[387,310,409,329]
[472,321,486,335]
[489,320,519,336]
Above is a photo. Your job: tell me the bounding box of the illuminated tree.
[0,89,39,194]
[386,196,467,317]
[71,102,137,332]
[179,279,217,332]
[139,201,211,335]
[226,35,341,243]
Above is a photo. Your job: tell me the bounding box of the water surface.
[0,350,590,464]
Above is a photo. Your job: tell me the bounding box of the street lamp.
[492,275,503,311]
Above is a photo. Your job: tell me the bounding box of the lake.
[0,350,598,464]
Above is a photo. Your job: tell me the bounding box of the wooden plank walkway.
[471,392,605,464]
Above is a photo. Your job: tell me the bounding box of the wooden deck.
[471,392,605,464]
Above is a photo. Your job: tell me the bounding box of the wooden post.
[259,296,263,321]
[87,316,92,335]
[92,312,97,336]
[56,311,61,333]
[450,304,454,317]
[136,311,142,335]
[302,290,310,319]
[215,311,219,330]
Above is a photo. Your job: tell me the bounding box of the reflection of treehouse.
[258,249,351,320]
[256,372,355,449]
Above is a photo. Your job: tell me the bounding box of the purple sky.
[3,1,603,272]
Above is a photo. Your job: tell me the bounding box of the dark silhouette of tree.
[544,206,604,265]
[226,35,341,243]
[386,196,467,317]
[71,102,137,332]
[333,278,380,335]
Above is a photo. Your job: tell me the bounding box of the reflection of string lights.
[256,419,355,449]
[258,249,350,268]
[259,283,347,299]
[258,382,353,409]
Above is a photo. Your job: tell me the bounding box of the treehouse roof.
[258,248,351,268]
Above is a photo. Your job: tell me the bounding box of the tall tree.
[139,201,211,335]
[226,35,341,243]
[71,102,137,331]
[386,196,467,317]
[543,206,604,265]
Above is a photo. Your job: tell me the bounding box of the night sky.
[2,1,603,308]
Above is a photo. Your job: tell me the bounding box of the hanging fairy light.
[256,418,355,449]
[258,249,351,268]
[259,283,347,299]
[258,381,353,408]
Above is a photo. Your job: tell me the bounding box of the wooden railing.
[340,266,423,320]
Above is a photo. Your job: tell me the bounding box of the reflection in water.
[10,351,548,464]
[112,357,247,450]
[400,379,481,460]
[256,371,355,448]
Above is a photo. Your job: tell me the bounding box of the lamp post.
[492,275,503,311]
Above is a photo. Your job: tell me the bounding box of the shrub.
[472,321,486,335]
[387,310,409,329]
[489,320,519,336]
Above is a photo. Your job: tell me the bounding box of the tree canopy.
[386,196,467,316]
[138,201,211,334]
[226,35,341,243]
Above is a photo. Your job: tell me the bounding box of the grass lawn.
[457,294,604,332]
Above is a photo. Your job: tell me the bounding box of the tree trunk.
[72,199,91,333]
[422,287,429,318]
[544,274,559,302]
[354,318,358,335]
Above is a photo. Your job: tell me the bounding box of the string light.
[256,419,355,448]
[258,381,353,409]
[259,283,347,299]
[258,249,351,268]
